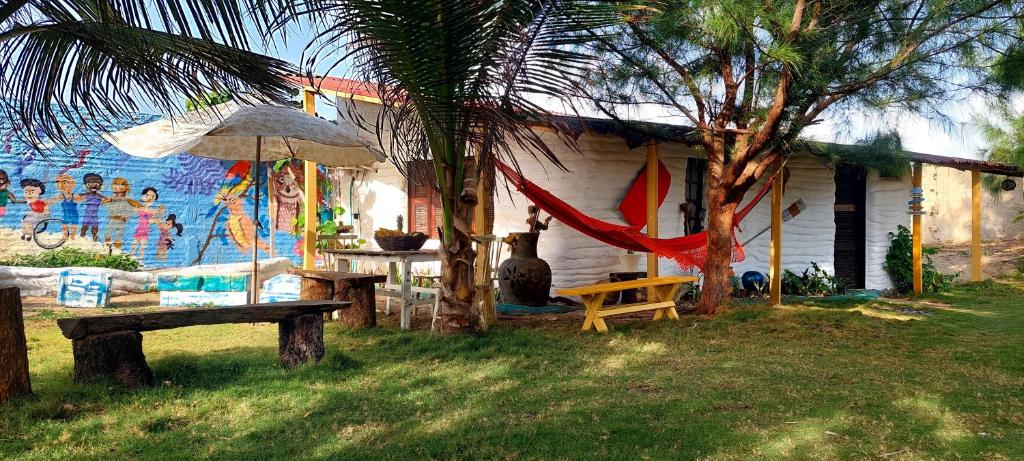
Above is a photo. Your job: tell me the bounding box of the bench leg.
[581,293,609,333]
[278,314,326,368]
[651,284,681,321]
[72,331,154,388]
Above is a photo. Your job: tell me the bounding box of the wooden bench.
[289,270,387,328]
[56,300,349,388]
[556,276,696,333]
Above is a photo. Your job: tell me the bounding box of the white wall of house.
[864,171,911,290]
[334,98,958,293]
[732,153,838,281]
[921,166,1024,244]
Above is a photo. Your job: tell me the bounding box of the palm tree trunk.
[435,227,479,333]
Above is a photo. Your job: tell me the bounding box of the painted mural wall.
[0,113,304,268]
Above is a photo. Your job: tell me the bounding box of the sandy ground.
[928,238,1024,278]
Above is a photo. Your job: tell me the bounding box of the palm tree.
[0,1,295,145]
[271,0,612,333]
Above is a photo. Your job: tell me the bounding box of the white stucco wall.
[489,133,697,290]
[864,171,910,290]
[732,153,837,279]
[335,99,936,293]
[921,165,1024,244]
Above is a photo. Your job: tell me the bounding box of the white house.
[302,77,1024,292]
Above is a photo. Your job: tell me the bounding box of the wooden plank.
[288,269,387,284]
[556,276,695,297]
[321,249,438,257]
[57,301,349,340]
[596,301,676,317]
[912,162,923,295]
[769,157,783,305]
[646,141,660,279]
[302,89,318,270]
[972,169,982,282]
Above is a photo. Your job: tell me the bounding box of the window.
[407,159,490,238]
[408,161,441,238]
[684,157,707,234]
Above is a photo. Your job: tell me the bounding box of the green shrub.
[0,248,140,272]
[780,262,847,296]
[884,225,959,293]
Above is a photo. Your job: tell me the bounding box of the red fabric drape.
[619,160,672,228]
[495,160,772,271]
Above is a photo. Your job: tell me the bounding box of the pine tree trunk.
[1,287,32,403]
[434,230,479,334]
[697,187,738,315]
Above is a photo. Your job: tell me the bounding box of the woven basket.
[375,234,429,251]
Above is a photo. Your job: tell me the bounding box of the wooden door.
[833,164,867,288]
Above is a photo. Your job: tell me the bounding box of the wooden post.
[912,162,923,296]
[646,141,659,278]
[278,314,325,368]
[1,287,31,402]
[72,331,154,388]
[971,169,982,282]
[302,90,318,270]
[769,158,783,306]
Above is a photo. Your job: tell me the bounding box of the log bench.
[289,270,387,328]
[56,300,349,388]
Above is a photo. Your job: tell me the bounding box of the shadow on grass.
[5,281,1024,459]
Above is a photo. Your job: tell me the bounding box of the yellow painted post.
[302,90,318,270]
[972,169,982,282]
[912,162,923,296]
[769,158,783,306]
[646,141,659,279]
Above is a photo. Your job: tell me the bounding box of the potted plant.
[619,249,642,272]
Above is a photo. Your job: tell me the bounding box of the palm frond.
[0,0,296,146]
[274,1,620,232]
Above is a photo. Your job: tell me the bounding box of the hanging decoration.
[908,186,926,215]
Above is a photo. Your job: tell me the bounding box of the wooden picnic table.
[319,249,440,330]
[556,275,696,333]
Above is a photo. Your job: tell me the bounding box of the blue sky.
[167,17,995,159]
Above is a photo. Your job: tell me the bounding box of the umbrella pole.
[252,136,262,304]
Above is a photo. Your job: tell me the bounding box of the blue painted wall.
[0,112,303,268]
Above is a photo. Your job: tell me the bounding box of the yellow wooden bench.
[556,275,697,333]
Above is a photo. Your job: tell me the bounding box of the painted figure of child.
[20,179,47,241]
[50,174,79,239]
[0,169,15,218]
[129,187,164,259]
[103,177,140,250]
[156,213,184,261]
[76,173,105,241]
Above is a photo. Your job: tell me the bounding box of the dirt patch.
[928,238,1024,278]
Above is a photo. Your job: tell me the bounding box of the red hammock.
[495,160,773,271]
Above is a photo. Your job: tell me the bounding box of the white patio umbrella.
[105,101,385,303]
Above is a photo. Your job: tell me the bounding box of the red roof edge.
[286,75,381,100]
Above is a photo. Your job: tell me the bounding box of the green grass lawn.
[2,281,1023,460]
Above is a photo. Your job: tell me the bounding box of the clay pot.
[497,232,552,307]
